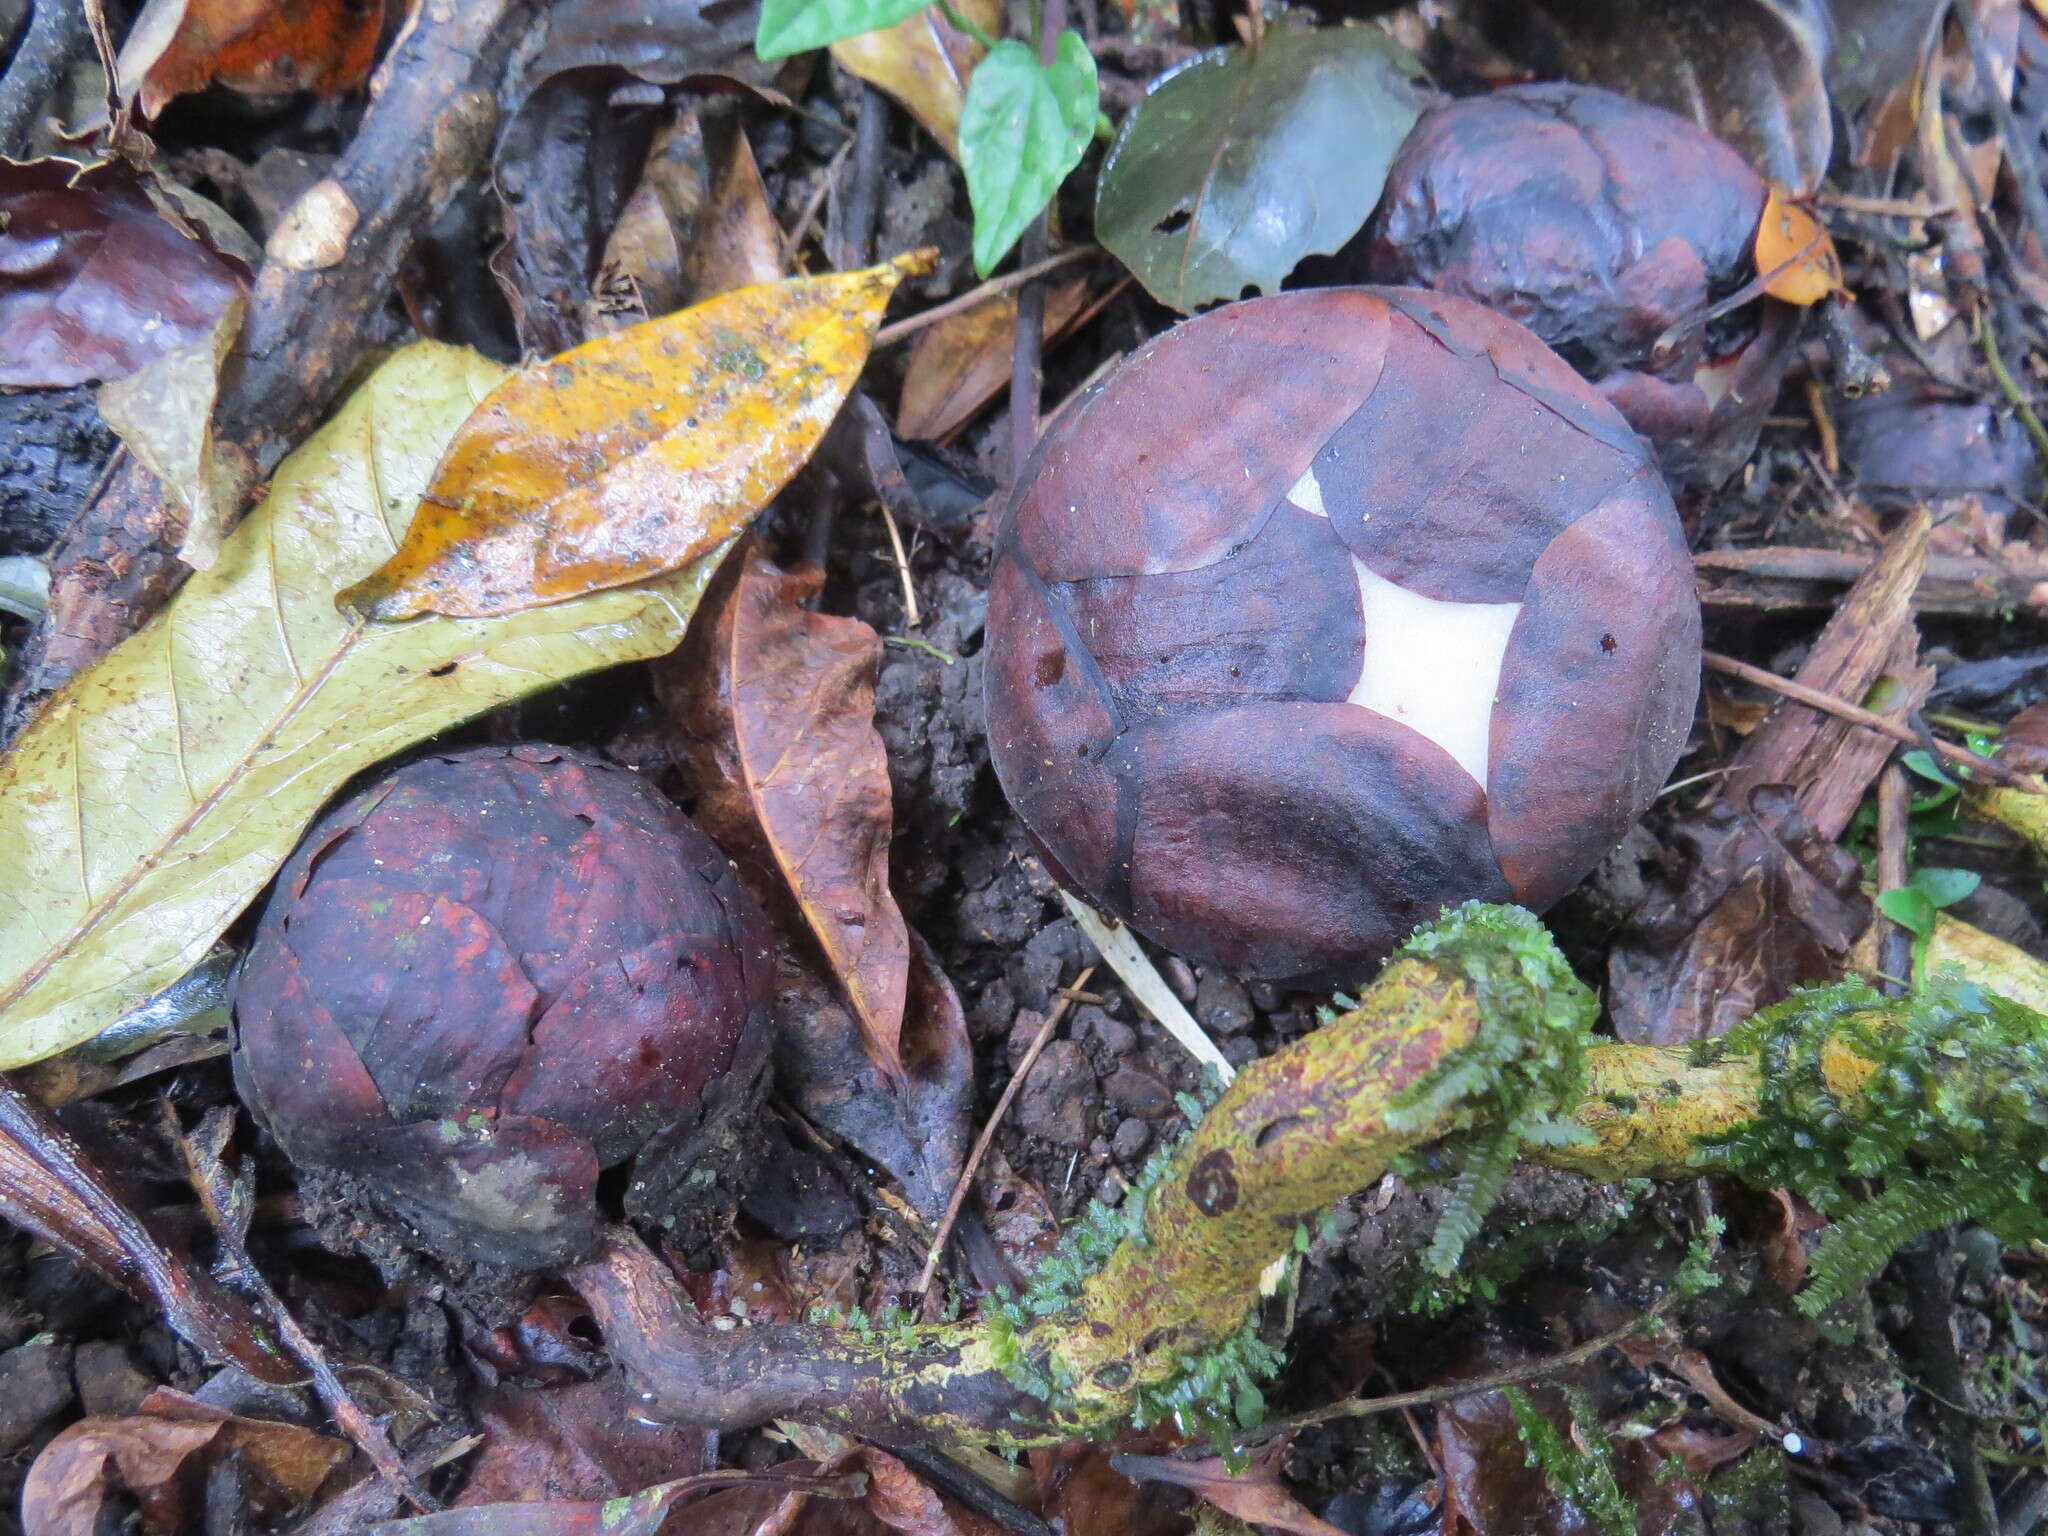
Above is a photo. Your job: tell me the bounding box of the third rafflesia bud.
[233,744,771,1276]
[1364,82,1797,488]
[984,287,1700,987]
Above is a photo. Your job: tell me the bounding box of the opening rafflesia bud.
[984,286,1700,987]
[1363,82,1797,488]
[233,744,771,1276]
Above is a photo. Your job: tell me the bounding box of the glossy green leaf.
[0,342,736,1070]
[960,33,1098,276]
[757,0,932,61]
[1094,23,1427,312]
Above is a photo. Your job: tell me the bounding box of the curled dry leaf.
[657,546,910,1074]
[1607,786,1870,1045]
[897,277,1090,440]
[457,1374,714,1507]
[1754,186,1845,304]
[340,253,934,622]
[1434,1349,1709,1535]
[1109,1443,1345,1536]
[0,159,250,389]
[1095,23,1428,312]
[116,0,385,117]
[489,0,769,352]
[1484,0,1832,193]
[832,0,1003,158]
[23,1388,347,1536]
[361,1469,864,1536]
[95,297,257,572]
[0,342,743,1071]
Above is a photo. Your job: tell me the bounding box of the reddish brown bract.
[1365,83,1791,487]
[984,287,1700,986]
[233,745,771,1272]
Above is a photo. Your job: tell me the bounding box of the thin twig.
[1977,312,2048,474]
[780,137,855,269]
[878,500,920,627]
[1878,763,1914,994]
[872,248,1099,348]
[1247,1297,1677,1439]
[1703,651,2036,790]
[917,965,1096,1294]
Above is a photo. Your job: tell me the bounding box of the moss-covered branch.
[573,904,2048,1449]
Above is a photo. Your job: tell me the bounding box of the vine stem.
[575,915,2011,1449]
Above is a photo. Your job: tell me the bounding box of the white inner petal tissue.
[1345,558,1521,793]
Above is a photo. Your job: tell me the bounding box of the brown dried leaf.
[831,0,1002,158]
[458,1375,714,1507]
[22,1389,346,1536]
[657,546,911,1074]
[595,113,783,333]
[117,0,384,117]
[1436,1365,1709,1535]
[1109,1443,1344,1536]
[1607,786,1870,1044]
[0,159,249,389]
[897,278,1090,440]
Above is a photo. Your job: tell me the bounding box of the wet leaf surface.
[1483,0,1832,192]
[456,1374,715,1507]
[0,342,741,1070]
[1095,24,1426,311]
[657,547,911,1071]
[833,0,1002,157]
[23,1388,347,1536]
[1607,786,1870,1044]
[116,0,386,117]
[365,1468,864,1536]
[341,254,930,621]
[0,159,250,389]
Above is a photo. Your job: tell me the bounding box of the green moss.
[1503,1383,1636,1536]
[1387,903,1601,1274]
[1700,973,2048,1312]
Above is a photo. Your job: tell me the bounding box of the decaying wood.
[1695,544,2048,617]
[1715,509,1938,840]
[0,0,542,746]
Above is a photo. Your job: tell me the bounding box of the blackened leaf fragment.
[1608,786,1870,1045]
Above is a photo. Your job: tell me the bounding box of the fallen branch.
[575,905,2048,1449]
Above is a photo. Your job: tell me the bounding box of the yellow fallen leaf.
[1755,185,1844,306]
[339,251,936,622]
[832,0,1001,159]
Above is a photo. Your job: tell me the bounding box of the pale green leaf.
[1876,886,1936,937]
[0,342,733,1070]
[961,34,1098,276]
[1911,866,1981,910]
[757,0,932,60]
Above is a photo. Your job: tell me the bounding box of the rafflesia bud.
[233,745,771,1273]
[984,287,1699,986]
[1365,82,1795,487]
